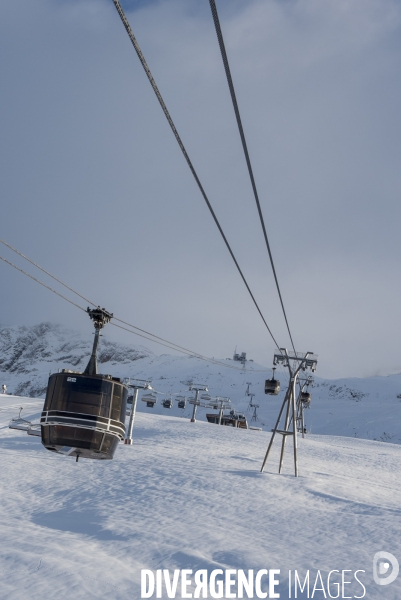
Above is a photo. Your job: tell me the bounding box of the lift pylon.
[295,376,313,438]
[260,349,317,477]
[247,393,255,411]
[251,404,259,423]
[125,378,152,445]
[188,384,209,422]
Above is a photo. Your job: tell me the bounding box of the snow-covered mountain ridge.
[1,322,401,444]
[0,322,152,397]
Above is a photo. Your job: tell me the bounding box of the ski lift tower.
[295,376,313,438]
[247,393,255,411]
[208,396,231,425]
[124,378,152,444]
[251,404,259,423]
[260,349,317,477]
[188,384,209,422]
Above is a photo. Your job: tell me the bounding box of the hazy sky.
[1,0,401,378]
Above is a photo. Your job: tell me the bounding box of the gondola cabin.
[300,391,311,405]
[265,367,280,395]
[176,395,186,409]
[41,371,128,460]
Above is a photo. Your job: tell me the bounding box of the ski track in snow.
[1,395,401,599]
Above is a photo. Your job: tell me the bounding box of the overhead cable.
[113,316,228,363]
[110,321,265,371]
[111,0,281,351]
[208,0,296,354]
[0,255,86,313]
[0,238,254,369]
[0,248,265,372]
[0,238,97,308]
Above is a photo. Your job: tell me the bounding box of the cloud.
[1,0,401,378]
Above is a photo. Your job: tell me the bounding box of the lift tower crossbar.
[260,349,318,477]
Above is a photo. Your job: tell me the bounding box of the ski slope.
[2,323,401,446]
[1,394,401,599]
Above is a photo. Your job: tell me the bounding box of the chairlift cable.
[208,0,296,354]
[0,238,97,308]
[0,255,86,313]
[111,0,280,351]
[113,315,237,364]
[1,238,249,364]
[0,251,265,372]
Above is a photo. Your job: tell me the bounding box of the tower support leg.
[260,349,315,477]
[125,388,139,445]
[261,386,290,472]
[278,384,292,473]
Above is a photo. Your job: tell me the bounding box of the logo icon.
[373,552,399,586]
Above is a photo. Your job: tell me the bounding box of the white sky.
[1,0,401,378]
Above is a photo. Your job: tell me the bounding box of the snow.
[2,323,401,447]
[1,394,401,599]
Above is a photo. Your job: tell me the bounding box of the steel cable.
[0,248,266,371]
[0,255,86,313]
[110,321,265,371]
[0,237,224,359]
[111,0,280,350]
[208,0,296,354]
[0,238,97,308]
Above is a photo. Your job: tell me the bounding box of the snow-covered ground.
[1,394,401,599]
[2,323,401,446]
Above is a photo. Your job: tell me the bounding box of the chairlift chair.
[162,398,173,409]
[200,393,211,401]
[9,408,32,431]
[265,367,280,395]
[27,423,42,437]
[142,392,157,408]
